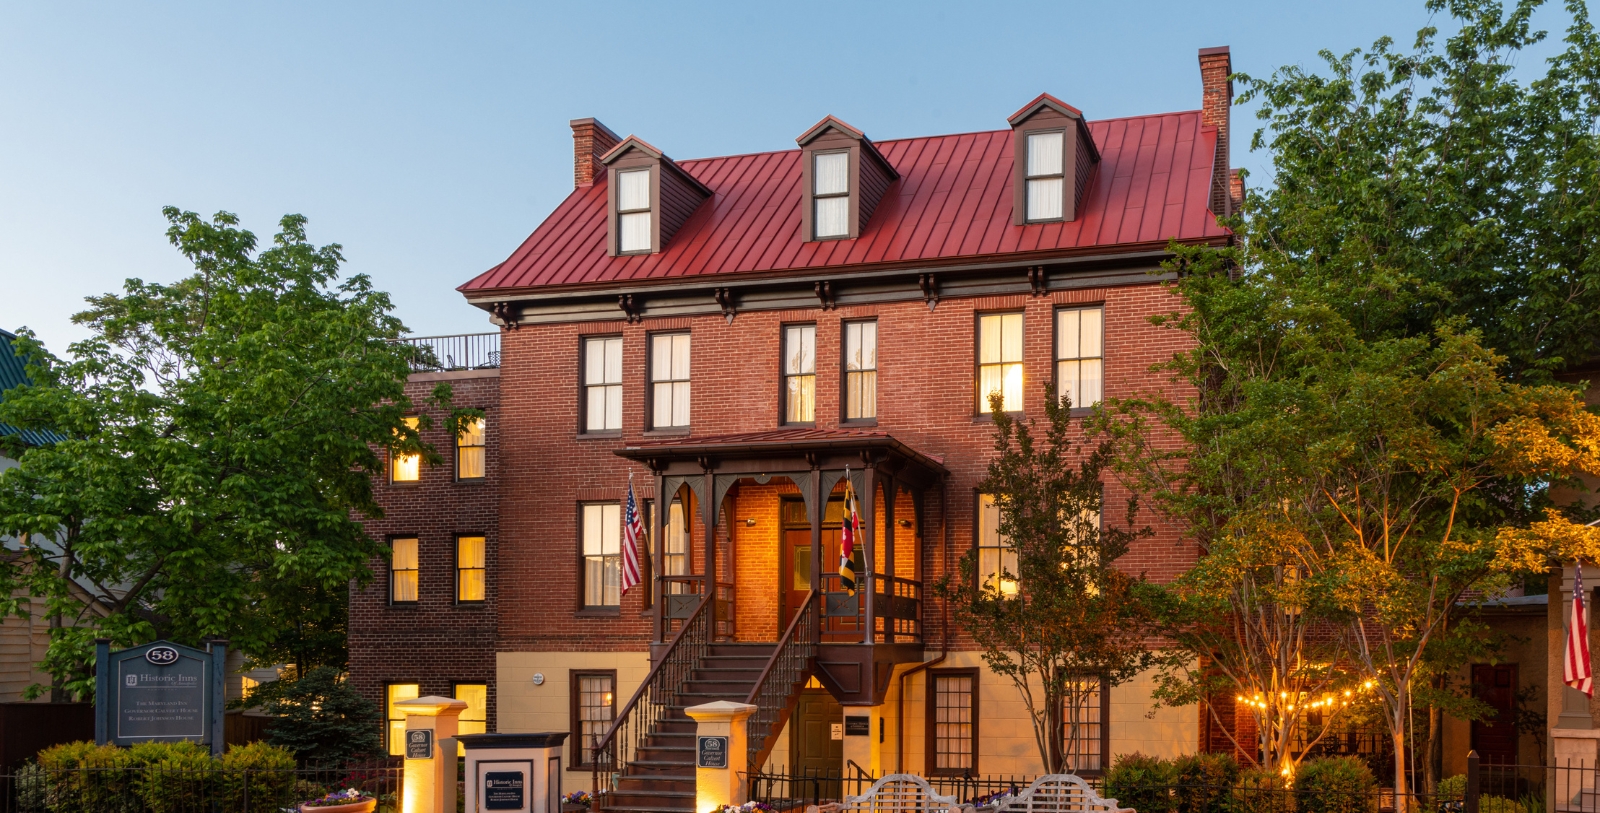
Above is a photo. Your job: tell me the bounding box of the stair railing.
[591,593,712,811]
[745,589,819,771]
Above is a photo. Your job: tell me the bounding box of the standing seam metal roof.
[0,329,65,447]
[462,110,1228,294]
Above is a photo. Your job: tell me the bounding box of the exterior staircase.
[604,643,775,813]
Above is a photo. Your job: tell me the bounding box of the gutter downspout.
[897,476,952,773]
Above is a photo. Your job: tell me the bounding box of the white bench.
[990,775,1133,813]
[839,774,960,813]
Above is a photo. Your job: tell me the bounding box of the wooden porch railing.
[745,589,819,771]
[591,593,712,811]
[820,573,922,643]
[659,575,737,639]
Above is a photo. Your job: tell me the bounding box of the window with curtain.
[650,333,691,430]
[584,336,623,432]
[457,417,486,479]
[1026,131,1065,221]
[617,169,652,253]
[386,682,419,756]
[977,313,1024,413]
[1061,676,1106,773]
[582,503,621,608]
[453,683,488,755]
[814,152,850,238]
[656,498,689,594]
[390,538,419,604]
[784,324,816,423]
[977,495,1017,597]
[844,320,877,421]
[456,536,485,603]
[392,416,421,482]
[1056,307,1104,409]
[572,671,616,767]
[929,670,978,775]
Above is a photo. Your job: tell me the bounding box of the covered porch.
[615,428,948,706]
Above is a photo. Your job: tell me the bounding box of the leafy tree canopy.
[0,208,467,699]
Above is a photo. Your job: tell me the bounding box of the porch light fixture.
[745,518,757,528]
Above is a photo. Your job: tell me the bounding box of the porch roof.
[615,428,948,482]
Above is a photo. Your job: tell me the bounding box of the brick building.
[351,47,1240,806]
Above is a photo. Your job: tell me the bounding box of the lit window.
[617,169,652,253]
[1056,307,1104,409]
[1060,676,1105,773]
[573,672,616,767]
[658,499,689,594]
[390,538,419,604]
[392,417,421,482]
[457,417,486,480]
[977,495,1017,597]
[650,334,690,430]
[584,336,623,432]
[930,671,977,774]
[978,313,1024,413]
[240,675,259,701]
[386,682,419,756]
[844,321,877,421]
[1026,131,1065,221]
[814,152,850,238]
[457,536,485,603]
[454,683,488,755]
[582,503,621,607]
[784,325,816,424]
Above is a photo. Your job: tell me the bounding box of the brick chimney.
[1198,46,1232,217]
[570,118,621,188]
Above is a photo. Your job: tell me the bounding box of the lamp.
[744,518,757,527]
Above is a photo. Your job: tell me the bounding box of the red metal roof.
[462,110,1228,294]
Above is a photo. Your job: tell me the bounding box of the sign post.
[684,701,756,813]
[396,696,466,813]
[94,638,227,756]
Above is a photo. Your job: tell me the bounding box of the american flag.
[1566,560,1592,697]
[621,476,644,595]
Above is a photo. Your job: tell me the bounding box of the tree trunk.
[1392,727,1410,809]
[1426,702,1442,795]
[1046,691,1063,774]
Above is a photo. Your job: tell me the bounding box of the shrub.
[258,667,383,765]
[127,741,217,813]
[1481,797,1519,813]
[1234,768,1293,813]
[1295,757,1376,813]
[1175,752,1241,813]
[220,741,299,813]
[35,740,135,813]
[15,762,49,813]
[1436,776,1466,801]
[1105,753,1177,813]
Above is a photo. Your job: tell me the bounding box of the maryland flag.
[839,470,860,596]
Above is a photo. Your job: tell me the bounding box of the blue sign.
[95,639,226,756]
[484,771,525,810]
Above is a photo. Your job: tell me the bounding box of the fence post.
[1466,750,1480,813]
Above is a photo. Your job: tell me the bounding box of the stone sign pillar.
[685,700,756,813]
[841,705,883,778]
[397,696,467,813]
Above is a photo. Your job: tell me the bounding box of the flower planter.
[301,800,376,813]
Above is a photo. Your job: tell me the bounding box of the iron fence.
[396,332,500,372]
[0,759,401,813]
[746,767,1038,808]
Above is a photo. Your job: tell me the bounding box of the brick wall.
[348,369,501,736]
[1199,46,1233,217]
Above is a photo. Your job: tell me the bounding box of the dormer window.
[617,169,652,253]
[813,152,851,239]
[1025,131,1065,221]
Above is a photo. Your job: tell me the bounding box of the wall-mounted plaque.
[484,770,525,810]
[406,729,434,760]
[845,715,870,736]
[697,735,728,768]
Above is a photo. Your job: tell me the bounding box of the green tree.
[938,388,1155,774]
[0,208,470,699]
[253,667,383,766]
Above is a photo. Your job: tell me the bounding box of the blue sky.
[0,1,1575,354]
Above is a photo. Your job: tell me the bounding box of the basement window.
[813,152,850,238]
[617,169,652,253]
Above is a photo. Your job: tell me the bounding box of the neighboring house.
[350,48,1242,800]
[1548,368,1600,770]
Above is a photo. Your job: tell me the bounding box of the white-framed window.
[844,320,877,421]
[617,169,652,253]
[978,312,1024,413]
[1025,131,1065,221]
[813,151,850,238]
[1056,307,1104,409]
[977,494,1017,597]
[584,336,623,432]
[784,324,816,424]
[650,333,691,430]
[582,503,622,608]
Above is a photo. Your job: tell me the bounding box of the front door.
[1471,663,1518,764]
[789,688,844,785]
[780,497,845,629]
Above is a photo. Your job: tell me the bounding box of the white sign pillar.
[397,696,467,813]
[685,700,757,813]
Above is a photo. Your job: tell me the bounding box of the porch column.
[860,463,876,644]
[881,473,896,644]
[810,466,823,642]
[653,473,667,643]
[703,468,718,635]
